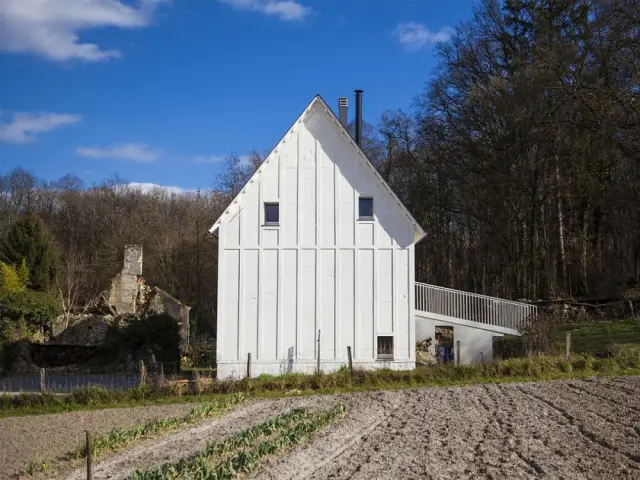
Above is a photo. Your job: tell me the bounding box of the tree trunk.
[555,156,567,295]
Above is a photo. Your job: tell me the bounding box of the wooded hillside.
[1,0,638,334]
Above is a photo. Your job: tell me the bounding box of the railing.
[415,282,537,332]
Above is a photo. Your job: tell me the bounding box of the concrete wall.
[416,315,503,365]
[216,99,418,379]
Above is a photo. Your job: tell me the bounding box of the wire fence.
[0,362,216,394]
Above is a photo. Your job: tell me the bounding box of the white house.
[210,91,537,379]
[210,91,427,379]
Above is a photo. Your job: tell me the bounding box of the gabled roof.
[209,95,426,243]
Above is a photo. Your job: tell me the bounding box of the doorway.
[435,326,454,364]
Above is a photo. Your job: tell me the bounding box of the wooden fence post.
[247,353,251,379]
[316,330,321,374]
[86,430,92,480]
[456,341,461,367]
[39,368,45,392]
[347,346,353,375]
[138,360,146,387]
[565,333,571,361]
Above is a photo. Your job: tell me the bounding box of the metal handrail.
[415,282,537,331]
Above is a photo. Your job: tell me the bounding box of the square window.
[377,336,394,360]
[359,197,373,219]
[264,202,279,225]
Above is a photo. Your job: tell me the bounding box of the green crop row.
[130,403,347,480]
[69,393,246,460]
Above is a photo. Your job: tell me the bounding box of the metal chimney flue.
[355,89,363,147]
[338,97,348,129]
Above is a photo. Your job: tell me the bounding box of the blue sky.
[0,0,474,192]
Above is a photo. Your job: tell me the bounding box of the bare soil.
[2,377,640,479]
[258,377,640,480]
[0,403,194,479]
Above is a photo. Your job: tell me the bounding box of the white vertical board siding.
[282,140,298,245]
[216,101,418,378]
[300,249,317,358]
[281,250,298,357]
[358,249,374,360]
[244,180,260,246]
[319,142,335,246]
[222,250,240,360]
[396,249,411,360]
[226,212,240,247]
[339,250,355,356]
[301,128,317,246]
[261,249,278,360]
[262,155,279,201]
[243,250,259,358]
[378,250,393,333]
[320,250,336,358]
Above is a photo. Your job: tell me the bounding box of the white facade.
[416,313,505,365]
[211,96,425,379]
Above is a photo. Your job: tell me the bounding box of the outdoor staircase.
[415,282,537,336]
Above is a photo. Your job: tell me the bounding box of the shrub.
[67,386,112,405]
[0,262,26,294]
[0,290,59,344]
[614,346,640,369]
[571,354,595,371]
[0,392,58,410]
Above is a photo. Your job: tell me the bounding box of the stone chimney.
[108,245,143,314]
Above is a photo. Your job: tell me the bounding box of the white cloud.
[216,0,311,21]
[126,182,189,195]
[0,0,169,62]
[75,143,161,162]
[0,110,81,143]
[189,155,225,164]
[395,23,454,51]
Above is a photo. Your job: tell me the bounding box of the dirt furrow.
[517,384,640,467]
[565,380,640,414]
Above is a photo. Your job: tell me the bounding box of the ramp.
[415,282,537,336]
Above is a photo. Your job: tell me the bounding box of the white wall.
[216,101,417,379]
[416,315,503,365]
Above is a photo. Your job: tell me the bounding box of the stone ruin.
[53,245,190,351]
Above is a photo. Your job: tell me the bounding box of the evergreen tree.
[0,214,57,291]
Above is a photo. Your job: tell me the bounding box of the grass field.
[555,318,640,354]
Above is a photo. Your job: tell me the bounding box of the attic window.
[359,197,374,220]
[377,336,394,360]
[264,202,279,225]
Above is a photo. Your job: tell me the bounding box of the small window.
[377,336,394,360]
[359,197,373,219]
[264,202,279,225]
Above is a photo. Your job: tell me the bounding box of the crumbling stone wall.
[141,288,190,352]
[107,245,143,314]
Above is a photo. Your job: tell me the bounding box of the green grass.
[555,318,640,354]
[129,404,347,480]
[0,389,243,419]
[3,350,640,418]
